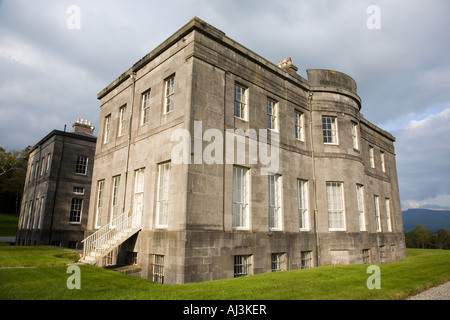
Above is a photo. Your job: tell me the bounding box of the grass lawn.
[0,245,449,300]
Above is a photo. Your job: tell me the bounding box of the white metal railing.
[81,211,141,264]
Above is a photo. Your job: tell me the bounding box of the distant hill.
[402,209,450,232]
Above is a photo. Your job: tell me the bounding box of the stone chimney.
[72,118,95,135]
[278,57,299,74]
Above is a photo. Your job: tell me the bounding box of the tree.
[0,146,30,214]
[405,226,450,250]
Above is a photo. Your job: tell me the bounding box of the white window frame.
[134,169,145,226]
[232,166,249,230]
[164,76,175,114]
[267,98,278,131]
[322,116,338,144]
[301,251,312,269]
[298,179,309,231]
[26,200,33,229]
[75,156,88,175]
[45,153,51,173]
[271,253,286,272]
[38,197,45,230]
[369,147,375,168]
[95,180,105,229]
[295,111,304,141]
[385,198,392,232]
[110,175,121,225]
[356,184,366,231]
[40,157,45,176]
[234,254,252,278]
[73,187,85,195]
[234,84,247,120]
[380,151,386,172]
[141,91,151,124]
[33,198,40,229]
[104,115,111,144]
[118,105,126,136]
[326,182,346,231]
[69,198,83,224]
[150,254,165,284]
[374,195,381,232]
[156,162,170,228]
[268,174,282,231]
[351,121,359,150]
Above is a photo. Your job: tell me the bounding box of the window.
[380,152,386,172]
[362,249,371,264]
[369,147,375,168]
[110,175,120,224]
[295,111,304,141]
[301,251,312,269]
[33,198,40,229]
[374,195,381,232]
[351,121,359,149]
[28,163,33,183]
[164,76,175,113]
[298,179,309,230]
[326,182,346,230]
[233,166,249,229]
[268,174,282,230]
[271,253,285,272]
[356,184,366,231]
[118,105,126,136]
[104,115,111,144]
[267,99,277,131]
[69,198,83,224]
[45,153,51,173]
[73,187,85,195]
[75,156,88,175]
[379,246,386,263]
[37,197,45,229]
[134,169,145,224]
[95,180,105,229]
[322,116,338,144]
[234,255,252,278]
[20,202,28,229]
[234,84,247,120]
[156,162,170,228]
[26,200,33,229]
[385,198,392,232]
[40,157,45,176]
[35,161,39,179]
[150,254,165,284]
[141,91,151,124]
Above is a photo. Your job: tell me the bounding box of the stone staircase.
[80,211,141,265]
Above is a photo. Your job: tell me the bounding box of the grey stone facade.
[17,120,96,249]
[87,17,406,284]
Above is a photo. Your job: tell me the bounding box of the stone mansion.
[21,17,407,285]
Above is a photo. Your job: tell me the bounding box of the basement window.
[234,255,252,278]
[150,254,165,284]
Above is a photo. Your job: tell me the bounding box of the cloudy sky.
[0,0,449,210]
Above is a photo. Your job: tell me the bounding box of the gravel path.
[406,281,450,300]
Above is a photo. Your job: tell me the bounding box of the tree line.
[405,225,450,250]
[0,146,30,214]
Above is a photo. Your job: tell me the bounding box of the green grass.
[0,246,449,300]
[0,213,19,237]
[0,245,79,267]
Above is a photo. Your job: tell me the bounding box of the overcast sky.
[0,0,449,210]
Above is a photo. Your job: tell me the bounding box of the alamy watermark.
[66,265,81,289]
[367,5,381,30]
[171,121,280,175]
[66,5,81,30]
[366,265,381,289]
